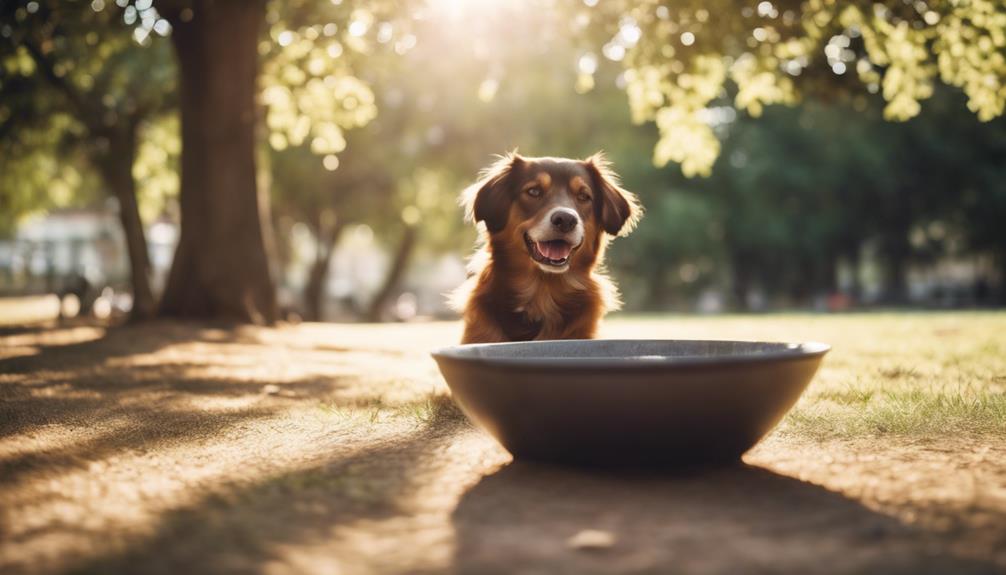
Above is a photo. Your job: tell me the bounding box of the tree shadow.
[0,403,277,486]
[451,461,1000,575]
[64,418,468,575]
[0,321,404,486]
[0,320,261,376]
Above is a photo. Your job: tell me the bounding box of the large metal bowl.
[432,339,829,467]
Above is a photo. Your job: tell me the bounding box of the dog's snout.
[550,209,579,233]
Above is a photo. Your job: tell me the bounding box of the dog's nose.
[550,209,579,233]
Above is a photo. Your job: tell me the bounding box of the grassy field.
[1,312,1004,574]
[602,312,1006,440]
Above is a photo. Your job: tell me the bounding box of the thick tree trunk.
[97,123,157,321]
[304,217,346,322]
[366,224,418,322]
[158,0,278,323]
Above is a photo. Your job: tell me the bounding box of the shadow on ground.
[0,322,343,485]
[452,461,1001,575]
[66,419,469,575]
[2,320,1003,574]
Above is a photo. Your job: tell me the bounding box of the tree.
[270,129,393,321]
[578,0,1006,176]
[617,88,1006,309]
[264,0,416,321]
[0,1,176,320]
[148,0,276,322]
[152,0,387,323]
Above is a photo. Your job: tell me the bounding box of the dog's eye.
[577,191,591,203]
[526,187,542,198]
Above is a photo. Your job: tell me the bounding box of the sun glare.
[425,0,515,22]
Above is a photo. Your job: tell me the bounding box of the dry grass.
[605,312,1006,440]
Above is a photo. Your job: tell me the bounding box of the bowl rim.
[431,338,831,371]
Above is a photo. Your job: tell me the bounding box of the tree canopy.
[0,1,177,234]
[578,0,1006,175]
[2,0,1005,319]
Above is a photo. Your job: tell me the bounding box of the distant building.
[0,204,177,297]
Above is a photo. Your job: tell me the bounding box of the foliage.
[605,88,1006,309]
[0,114,100,235]
[2,0,1004,313]
[258,0,427,174]
[0,0,178,232]
[578,0,1006,176]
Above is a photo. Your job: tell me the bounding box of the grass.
[780,315,1006,439]
[604,311,1006,441]
[786,383,1006,438]
[311,311,1006,441]
[318,390,467,428]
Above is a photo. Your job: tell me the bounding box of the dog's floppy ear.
[462,152,523,233]
[584,152,642,236]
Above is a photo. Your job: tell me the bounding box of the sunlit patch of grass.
[666,312,1006,441]
[813,382,876,405]
[782,383,1006,439]
[317,391,468,429]
[400,392,468,427]
[876,366,920,380]
[317,396,388,424]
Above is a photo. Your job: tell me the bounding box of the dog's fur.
[451,152,641,344]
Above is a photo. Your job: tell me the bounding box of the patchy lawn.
[607,313,1006,439]
[0,313,1004,574]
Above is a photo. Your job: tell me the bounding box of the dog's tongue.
[536,240,572,260]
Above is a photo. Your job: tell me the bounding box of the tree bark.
[158,0,278,323]
[96,122,157,321]
[366,224,418,322]
[304,216,346,322]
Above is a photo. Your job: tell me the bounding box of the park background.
[2,0,1005,324]
[2,2,1006,574]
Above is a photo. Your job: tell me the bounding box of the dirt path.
[1,319,1004,574]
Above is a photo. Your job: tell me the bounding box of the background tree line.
[1,0,1004,322]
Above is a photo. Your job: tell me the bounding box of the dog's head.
[462,152,641,274]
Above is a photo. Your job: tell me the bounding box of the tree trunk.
[96,123,157,321]
[823,253,839,294]
[845,246,862,302]
[158,0,278,323]
[366,224,418,322]
[304,217,346,322]
[996,250,1006,305]
[645,265,666,310]
[884,234,911,305]
[730,253,752,311]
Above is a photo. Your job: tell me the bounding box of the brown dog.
[451,152,641,344]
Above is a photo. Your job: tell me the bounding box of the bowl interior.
[434,339,830,367]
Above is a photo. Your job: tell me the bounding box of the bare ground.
[0,315,1004,574]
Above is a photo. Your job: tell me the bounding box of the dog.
[451,152,641,344]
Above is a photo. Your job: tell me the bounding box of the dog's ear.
[584,152,642,236]
[462,152,523,233]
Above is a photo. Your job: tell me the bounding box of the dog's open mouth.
[525,233,576,267]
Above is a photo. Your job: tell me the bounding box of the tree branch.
[20,35,98,128]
